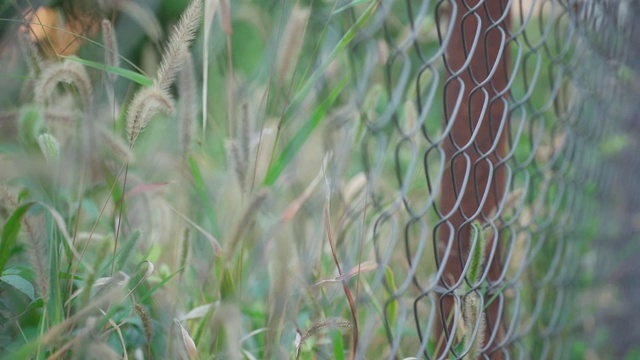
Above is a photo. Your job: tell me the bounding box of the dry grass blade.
[46,317,99,360]
[179,52,197,158]
[175,319,200,360]
[277,6,310,83]
[39,281,128,348]
[202,0,221,142]
[281,169,323,222]
[179,302,219,321]
[66,272,130,306]
[219,0,232,36]
[314,260,379,286]
[343,172,367,205]
[99,126,135,163]
[226,190,269,260]
[239,103,251,187]
[122,182,171,201]
[324,206,358,359]
[167,204,222,254]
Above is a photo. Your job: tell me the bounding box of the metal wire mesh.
[332,0,634,358]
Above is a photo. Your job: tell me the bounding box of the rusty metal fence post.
[436,0,510,358]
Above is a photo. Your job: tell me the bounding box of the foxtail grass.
[126,0,201,146]
[35,59,93,111]
[155,0,202,92]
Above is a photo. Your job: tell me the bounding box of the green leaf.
[466,220,486,290]
[262,78,346,186]
[64,56,153,86]
[0,202,36,275]
[1,274,35,300]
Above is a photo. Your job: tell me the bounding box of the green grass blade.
[384,266,398,326]
[0,202,35,275]
[138,268,182,303]
[332,0,372,15]
[332,330,346,360]
[282,0,377,127]
[262,79,346,186]
[188,155,221,237]
[64,56,153,86]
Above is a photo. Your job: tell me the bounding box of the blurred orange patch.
[21,6,99,57]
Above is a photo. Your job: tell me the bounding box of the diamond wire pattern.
[333,0,632,358]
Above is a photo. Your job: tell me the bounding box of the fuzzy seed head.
[35,60,92,111]
[37,133,61,164]
[155,0,203,92]
[126,86,174,146]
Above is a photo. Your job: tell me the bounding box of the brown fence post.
[436,0,510,358]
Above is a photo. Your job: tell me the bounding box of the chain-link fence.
[333,0,635,358]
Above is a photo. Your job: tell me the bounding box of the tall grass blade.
[263,78,346,186]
